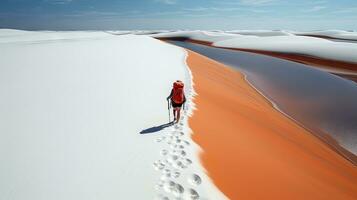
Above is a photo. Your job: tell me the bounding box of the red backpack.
[172,81,184,104]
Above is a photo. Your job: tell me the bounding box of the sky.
[0,0,357,30]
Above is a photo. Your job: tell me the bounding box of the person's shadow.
[140,122,174,134]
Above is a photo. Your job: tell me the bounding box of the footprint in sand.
[172,171,180,178]
[184,158,192,165]
[163,180,176,193]
[172,183,185,197]
[168,155,179,164]
[161,173,171,181]
[183,140,190,146]
[154,111,204,200]
[188,174,202,186]
[186,188,199,200]
[160,149,168,156]
[178,150,186,157]
[153,160,165,171]
[172,160,187,169]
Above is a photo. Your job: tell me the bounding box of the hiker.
[167,80,186,123]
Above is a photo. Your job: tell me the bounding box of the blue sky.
[0,0,357,30]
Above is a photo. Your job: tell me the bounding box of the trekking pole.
[167,99,171,123]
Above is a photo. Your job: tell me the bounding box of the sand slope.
[0,30,188,199]
[186,50,357,200]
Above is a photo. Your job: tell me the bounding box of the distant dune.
[151,30,357,83]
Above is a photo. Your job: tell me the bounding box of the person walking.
[167,80,186,123]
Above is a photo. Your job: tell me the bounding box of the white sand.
[214,35,357,63]
[291,30,357,40]
[0,30,225,200]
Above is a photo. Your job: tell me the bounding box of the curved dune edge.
[217,47,357,83]
[297,34,357,42]
[160,38,357,83]
[185,50,357,200]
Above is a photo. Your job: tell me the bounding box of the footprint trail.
[154,114,204,200]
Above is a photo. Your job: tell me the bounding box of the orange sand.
[186,50,357,200]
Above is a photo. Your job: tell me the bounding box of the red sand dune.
[186,50,357,200]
